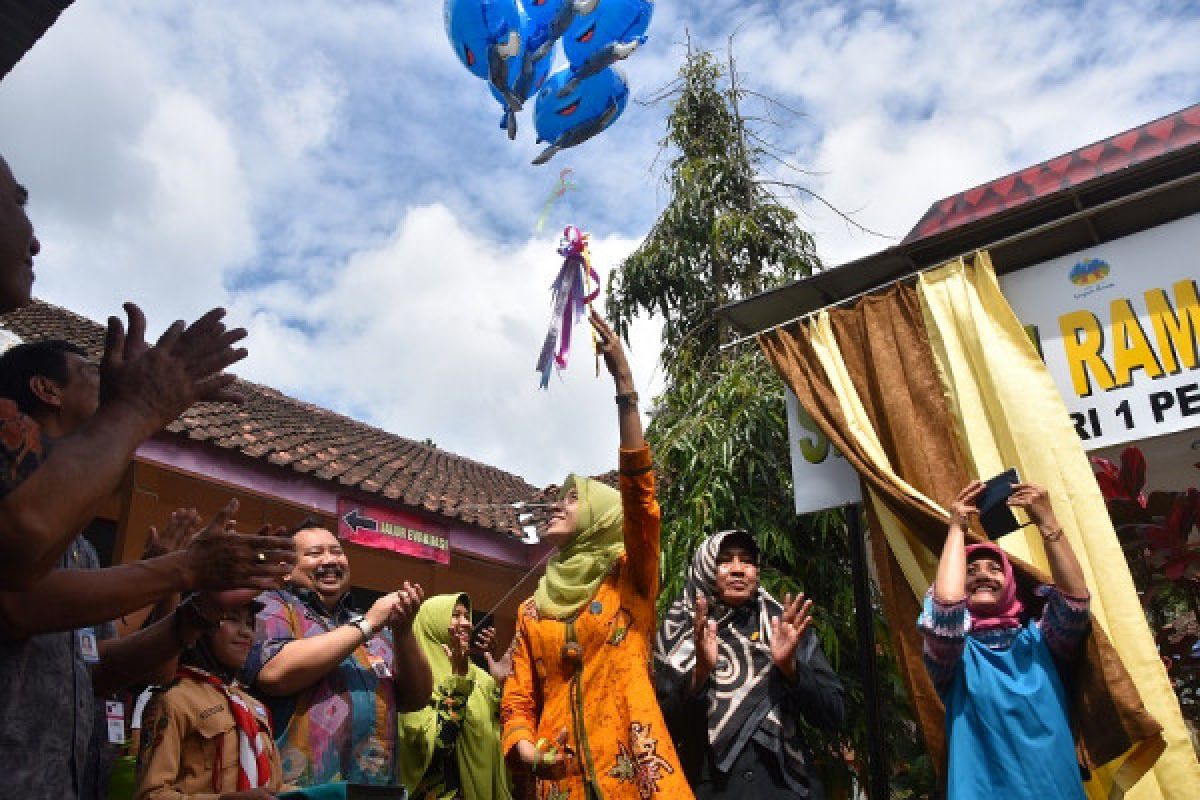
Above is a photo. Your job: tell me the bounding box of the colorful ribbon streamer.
[535,168,577,232]
[536,225,601,389]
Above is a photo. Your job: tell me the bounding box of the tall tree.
[606,45,936,797]
[607,48,818,369]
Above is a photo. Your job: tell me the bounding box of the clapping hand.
[769,592,813,682]
[691,594,720,690]
[181,500,296,592]
[101,304,249,437]
[388,581,425,636]
[472,626,515,683]
[443,622,471,676]
[143,507,202,559]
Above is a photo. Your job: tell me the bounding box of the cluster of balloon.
[444,0,654,163]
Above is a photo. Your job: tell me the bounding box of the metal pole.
[846,503,888,800]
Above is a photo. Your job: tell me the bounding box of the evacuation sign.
[336,498,451,564]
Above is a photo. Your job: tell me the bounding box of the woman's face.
[541,486,580,547]
[211,607,256,671]
[965,556,1007,615]
[714,544,759,607]
[450,602,472,641]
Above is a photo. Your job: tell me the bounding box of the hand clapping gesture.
[388,581,425,636]
[691,594,720,691]
[142,507,203,559]
[770,592,813,683]
[444,621,471,676]
[472,626,514,683]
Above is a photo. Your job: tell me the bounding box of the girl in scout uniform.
[136,598,285,800]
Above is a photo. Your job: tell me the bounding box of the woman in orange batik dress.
[501,311,694,800]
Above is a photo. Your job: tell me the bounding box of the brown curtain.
[759,284,1161,779]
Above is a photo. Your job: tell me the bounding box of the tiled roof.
[904,103,1200,244]
[0,300,540,535]
[0,1,74,81]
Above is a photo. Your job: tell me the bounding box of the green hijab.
[397,593,510,800]
[533,474,625,620]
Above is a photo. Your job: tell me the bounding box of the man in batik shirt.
[244,526,432,787]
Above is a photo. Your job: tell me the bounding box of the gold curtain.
[759,280,1164,793]
[918,253,1196,798]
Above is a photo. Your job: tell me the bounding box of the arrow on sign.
[342,508,378,533]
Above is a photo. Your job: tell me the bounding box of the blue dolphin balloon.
[560,0,652,95]
[532,66,628,165]
[444,0,526,111]
[490,26,553,139]
[520,0,597,60]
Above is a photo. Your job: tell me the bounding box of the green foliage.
[606,49,819,367]
[606,45,937,798]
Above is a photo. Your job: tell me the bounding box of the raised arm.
[590,311,659,598]
[0,304,248,587]
[389,582,433,712]
[590,310,644,451]
[1008,484,1088,598]
[920,482,985,689]
[0,505,293,640]
[933,481,984,604]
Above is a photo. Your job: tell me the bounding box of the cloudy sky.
[2,0,1198,486]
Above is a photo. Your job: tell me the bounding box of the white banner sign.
[999,213,1200,449]
[785,388,862,514]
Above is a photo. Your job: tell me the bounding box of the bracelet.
[615,390,639,408]
[1041,525,1065,543]
[350,616,375,642]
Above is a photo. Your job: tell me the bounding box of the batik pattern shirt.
[0,536,116,800]
[0,397,45,496]
[243,588,398,787]
[501,447,695,800]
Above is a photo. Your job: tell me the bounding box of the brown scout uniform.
[135,676,284,800]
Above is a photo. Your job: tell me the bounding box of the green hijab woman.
[398,593,511,800]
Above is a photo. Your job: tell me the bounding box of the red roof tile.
[0,300,540,535]
[904,103,1200,244]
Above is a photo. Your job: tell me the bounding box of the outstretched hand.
[100,303,249,437]
[769,592,813,682]
[143,507,203,559]
[181,500,296,592]
[589,310,632,389]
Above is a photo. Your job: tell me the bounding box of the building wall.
[110,459,531,648]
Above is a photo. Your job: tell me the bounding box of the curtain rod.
[719,168,1200,352]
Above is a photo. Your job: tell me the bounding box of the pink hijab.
[964,542,1024,632]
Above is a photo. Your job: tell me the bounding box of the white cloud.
[232,204,661,485]
[1,0,1198,486]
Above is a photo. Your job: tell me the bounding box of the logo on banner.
[1067,258,1115,298]
[337,498,450,564]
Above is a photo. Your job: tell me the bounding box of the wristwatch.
[350,615,375,642]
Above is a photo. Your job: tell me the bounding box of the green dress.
[398,593,512,800]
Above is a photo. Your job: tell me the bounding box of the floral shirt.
[501,447,694,800]
[0,397,45,496]
[243,588,399,787]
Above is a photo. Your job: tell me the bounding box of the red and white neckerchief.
[178,667,272,791]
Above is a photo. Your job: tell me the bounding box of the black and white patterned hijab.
[654,530,812,792]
